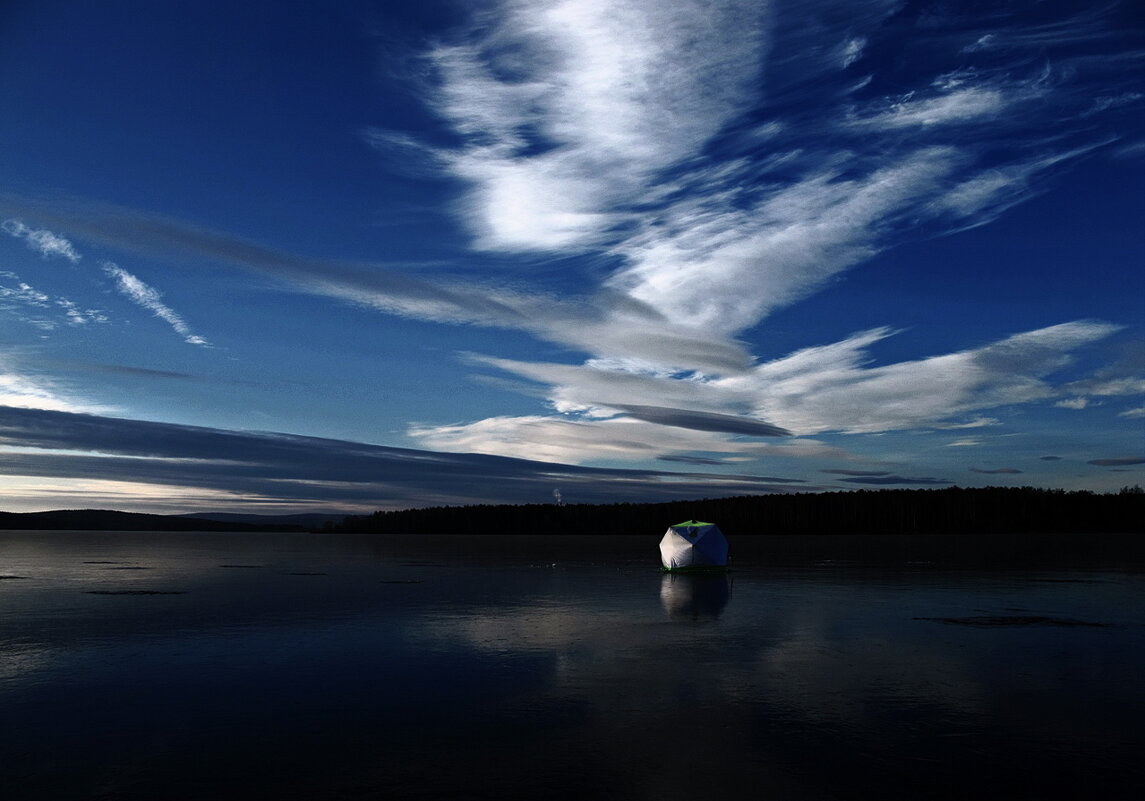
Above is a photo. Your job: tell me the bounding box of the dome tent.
[659,520,729,571]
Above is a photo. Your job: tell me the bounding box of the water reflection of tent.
[660,572,731,619]
[659,520,729,571]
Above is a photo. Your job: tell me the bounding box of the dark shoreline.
[3,487,1143,541]
[333,486,1145,538]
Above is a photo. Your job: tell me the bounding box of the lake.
[1,531,1142,800]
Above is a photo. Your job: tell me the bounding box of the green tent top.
[672,520,713,528]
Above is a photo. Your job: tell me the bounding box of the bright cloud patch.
[428,0,765,252]
[0,356,103,414]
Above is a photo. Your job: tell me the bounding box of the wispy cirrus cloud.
[0,198,753,372]
[2,219,81,263]
[732,321,1124,436]
[850,87,1007,130]
[1,217,208,347]
[411,0,1141,344]
[100,262,208,347]
[0,271,107,330]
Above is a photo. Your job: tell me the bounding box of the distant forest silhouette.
[331,486,1144,536]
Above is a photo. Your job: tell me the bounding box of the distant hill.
[0,509,311,532]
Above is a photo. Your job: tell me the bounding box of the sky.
[0,0,1143,515]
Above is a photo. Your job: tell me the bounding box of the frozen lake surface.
[1,531,1142,799]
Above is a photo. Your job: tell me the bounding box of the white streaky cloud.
[0,273,52,307]
[607,149,959,333]
[962,34,997,53]
[101,262,208,346]
[1083,91,1144,118]
[958,4,1120,54]
[2,219,82,262]
[1064,377,1145,397]
[360,128,449,179]
[468,353,758,420]
[531,305,757,373]
[0,272,106,328]
[840,36,866,68]
[1055,397,1090,410]
[1113,140,1145,160]
[0,201,755,373]
[409,413,826,465]
[55,298,107,326]
[727,321,1123,435]
[931,417,1001,430]
[326,274,755,372]
[932,142,1112,229]
[429,0,765,251]
[934,169,1026,219]
[443,321,1126,465]
[1120,406,1145,419]
[853,87,1007,129]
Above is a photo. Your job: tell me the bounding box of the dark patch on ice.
[0,575,28,580]
[83,561,127,564]
[914,615,1111,628]
[85,590,187,596]
[107,566,150,570]
[1030,578,1112,584]
[219,564,264,568]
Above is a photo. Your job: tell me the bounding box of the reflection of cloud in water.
[427,603,644,658]
[659,572,731,619]
[423,582,989,750]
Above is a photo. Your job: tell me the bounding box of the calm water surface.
[1,531,1142,800]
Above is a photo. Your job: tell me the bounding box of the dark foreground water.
[1,532,1142,800]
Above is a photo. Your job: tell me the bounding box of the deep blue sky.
[1,0,1142,514]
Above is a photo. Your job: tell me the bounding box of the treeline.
[330,486,1145,536]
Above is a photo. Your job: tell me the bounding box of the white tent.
[659,520,729,570]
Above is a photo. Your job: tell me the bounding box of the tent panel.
[659,524,729,569]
